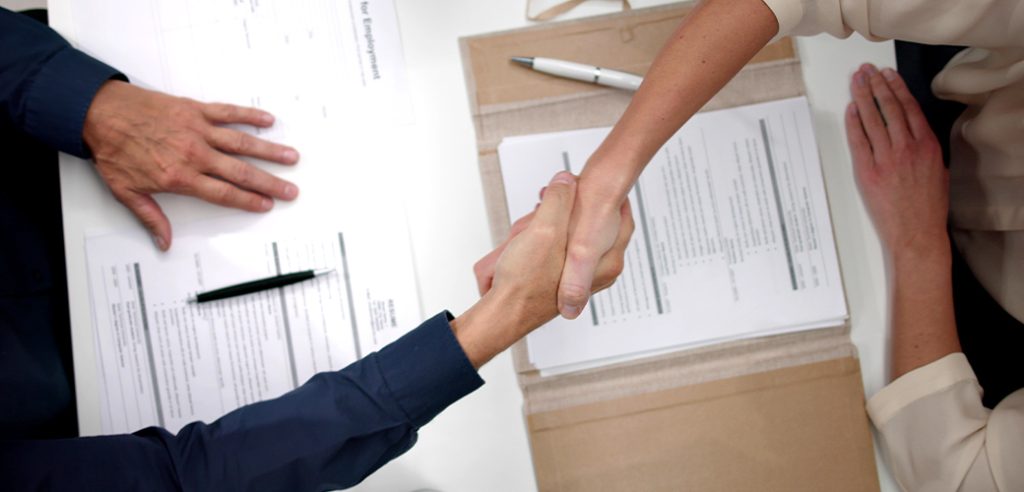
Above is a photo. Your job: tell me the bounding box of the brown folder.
[460,4,880,491]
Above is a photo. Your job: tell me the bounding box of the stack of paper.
[86,212,421,434]
[499,97,847,375]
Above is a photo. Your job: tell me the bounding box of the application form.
[87,214,420,434]
[66,0,411,131]
[499,97,847,373]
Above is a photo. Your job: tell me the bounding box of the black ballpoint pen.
[187,268,335,303]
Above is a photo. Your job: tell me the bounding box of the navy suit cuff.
[377,311,484,428]
[22,46,124,158]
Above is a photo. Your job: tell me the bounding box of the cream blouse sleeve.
[759,0,1024,48]
[866,353,1024,491]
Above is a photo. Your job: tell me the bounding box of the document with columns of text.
[66,0,411,138]
[499,97,847,374]
[86,212,420,434]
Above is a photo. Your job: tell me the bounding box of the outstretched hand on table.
[83,80,300,251]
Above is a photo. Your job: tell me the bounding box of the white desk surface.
[47,1,897,490]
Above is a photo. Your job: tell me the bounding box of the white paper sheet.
[87,212,420,434]
[67,0,411,130]
[499,97,848,373]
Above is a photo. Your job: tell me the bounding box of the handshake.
[79,81,632,370]
[454,171,634,368]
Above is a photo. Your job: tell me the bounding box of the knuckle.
[559,283,588,302]
[231,132,252,154]
[567,243,594,263]
[168,102,193,120]
[545,183,571,200]
[158,168,186,190]
[215,185,238,205]
[890,140,909,155]
[248,193,267,210]
[596,259,624,287]
[472,260,487,276]
[532,224,559,242]
[180,137,206,162]
[173,105,203,127]
[232,160,255,186]
[611,258,625,277]
[221,105,242,120]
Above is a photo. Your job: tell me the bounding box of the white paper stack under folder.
[498,97,848,375]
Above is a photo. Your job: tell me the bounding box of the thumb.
[558,235,599,319]
[533,172,590,320]
[532,171,576,231]
[118,190,173,251]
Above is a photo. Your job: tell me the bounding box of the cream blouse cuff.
[760,0,803,43]
[866,353,977,426]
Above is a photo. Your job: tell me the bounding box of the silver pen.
[511,56,643,91]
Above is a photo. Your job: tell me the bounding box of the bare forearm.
[581,0,779,199]
[890,244,961,379]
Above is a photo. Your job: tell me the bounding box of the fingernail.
[863,64,878,75]
[281,148,299,163]
[153,235,167,251]
[261,197,274,210]
[260,113,275,125]
[282,184,298,200]
[560,303,581,319]
[552,171,575,185]
[854,72,866,87]
[848,102,858,116]
[539,186,547,199]
[882,68,898,81]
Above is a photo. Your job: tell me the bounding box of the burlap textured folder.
[460,4,880,491]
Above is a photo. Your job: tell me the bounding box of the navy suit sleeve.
[0,7,124,158]
[0,311,484,491]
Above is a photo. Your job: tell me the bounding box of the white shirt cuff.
[866,353,980,427]
[760,0,803,42]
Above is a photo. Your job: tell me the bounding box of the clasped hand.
[476,169,632,321]
[468,172,633,361]
[83,81,300,251]
[456,171,632,367]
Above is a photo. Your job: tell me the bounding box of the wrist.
[450,287,536,369]
[891,237,952,274]
[82,80,132,157]
[580,141,648,202]
[578,162,633,209]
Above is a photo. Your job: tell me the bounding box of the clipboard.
[460,4,881,491]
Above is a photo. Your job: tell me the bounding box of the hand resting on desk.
[843,63,958,378]
[82,80,301,251]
